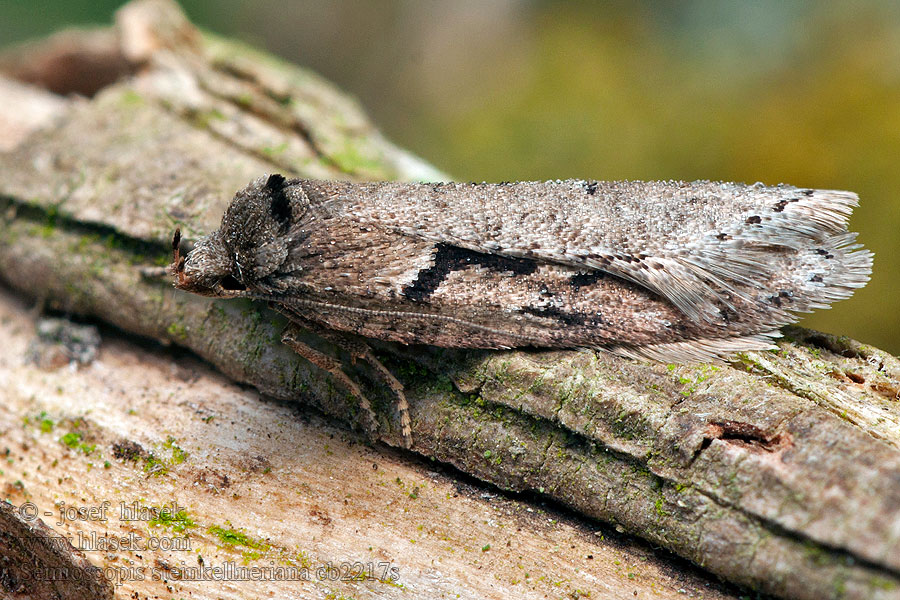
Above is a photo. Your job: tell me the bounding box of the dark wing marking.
[265,174,292,225]
[402,243,538,302]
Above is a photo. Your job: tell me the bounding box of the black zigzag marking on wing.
[568,271,606,290]
[403,243,538,303]
[521,305,594,328]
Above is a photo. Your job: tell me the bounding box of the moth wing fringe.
[608,331,781,364]
[578,189,871,325]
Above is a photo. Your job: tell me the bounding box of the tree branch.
[1,1,899,598]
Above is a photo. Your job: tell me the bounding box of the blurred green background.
[2,0,898,354]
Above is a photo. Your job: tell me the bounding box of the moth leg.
[291,326,410,447]
[277,313,412,448]
[280,323,380,438]
[288,324,410,445]
[358,348,411,446]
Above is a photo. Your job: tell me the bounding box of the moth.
[172,174,872,446]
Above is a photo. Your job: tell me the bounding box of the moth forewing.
[172,174,872,445]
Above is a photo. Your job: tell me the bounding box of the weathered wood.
[2,288,747,600]
[1,1,899,598]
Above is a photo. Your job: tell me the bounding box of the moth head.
[171,228,244,297]
[171,174,308,297]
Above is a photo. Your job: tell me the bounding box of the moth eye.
[220,274,246,291]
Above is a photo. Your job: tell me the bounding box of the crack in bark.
[690,420,791,465]
[0,195,169,259]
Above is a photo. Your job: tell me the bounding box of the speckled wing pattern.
[225,178,870,362]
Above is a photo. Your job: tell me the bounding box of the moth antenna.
[172,228,182,273]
